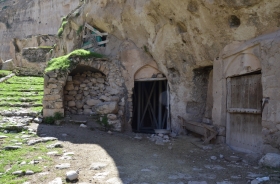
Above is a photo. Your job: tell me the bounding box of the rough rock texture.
[259,153,280,168]
[52,0,280,134]
[43,56,124,131]
[0,0,80,61]
[8,35,57,75]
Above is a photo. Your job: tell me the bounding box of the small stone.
[158,133,164,137]
[62,134,68,137]
[5,146,22,150]
[55,163,71,169]
[25,170,34,175]
[90,162,108,170]
[21,161,27,165]
[48,177,63,184]
[211,156,217,160]
[63,152,75,156]
[0,135,8,139]
[107,114,117,120]
[220,154,224,159]
[47,142,63,148]
[66,170,79,181]
[33,117,42,123]
[155,139,164,145]
[107,131,112,135]
[163,135,169,139]
[80,124,87,128]
[12,170,24,176]
[47,151,59,155]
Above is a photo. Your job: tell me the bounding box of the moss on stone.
[45,49,103,73]
[57,20,68,37]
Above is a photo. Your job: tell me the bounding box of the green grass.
[45,49,103,73]
[0,131,60,183]
[0,76,44,113]
[0,70,12,78]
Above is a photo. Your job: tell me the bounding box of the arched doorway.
[132,65,170,133]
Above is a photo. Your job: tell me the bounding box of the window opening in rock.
[81,23,109,53]
[64,65,106,115]
[132,79,170,133]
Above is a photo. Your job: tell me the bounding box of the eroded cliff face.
[0,0,80,61]
[55,0,280,132]
[2,0,280,134]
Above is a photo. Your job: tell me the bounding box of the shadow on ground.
[34,115,278,184]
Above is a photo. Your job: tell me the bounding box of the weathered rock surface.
[259,153,280,168]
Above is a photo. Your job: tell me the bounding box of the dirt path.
[26,120,278,184]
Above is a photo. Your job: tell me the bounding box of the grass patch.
[43,112,63,125]
[0,70,12,78]
[45,49,103,73]
[0,76,43,113]
[0,131,60,183]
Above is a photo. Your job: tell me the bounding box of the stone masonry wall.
[43,56,125,131]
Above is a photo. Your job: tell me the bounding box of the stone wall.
[43,56,125,131]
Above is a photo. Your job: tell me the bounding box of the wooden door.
[226,73,263,153]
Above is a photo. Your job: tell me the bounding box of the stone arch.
[43,57,110,117]
[134,64,164,80]
[225,53,261,78]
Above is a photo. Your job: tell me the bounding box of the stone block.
[44,94,61,101]
[65,95,74,101]
[84,109,93,115]
[54,102,63,109]
[67,76,72,81]
[68,101,76,107]
[107,114,117,120]
[97,78,105,83]
[75,101,84,109]
[95,102,118,114]
[259,153,280,168]
[2,59,15,70]
[68,90,77,95]
[48,84,58,89]
[65,83,74,90]
[44,88,51,95]
[43,109,64,117]
[87,99,102,106]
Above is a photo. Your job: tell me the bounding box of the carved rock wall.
[0,0,79,61]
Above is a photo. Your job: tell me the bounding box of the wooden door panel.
[227,73,263,153]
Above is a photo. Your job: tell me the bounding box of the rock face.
[0,0,80,61]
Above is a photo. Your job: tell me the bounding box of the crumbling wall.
[44,56,125,131]
[9,35,57,75]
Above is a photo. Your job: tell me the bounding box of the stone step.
[0,103,42,107]
[0,110,39,117]
[0,98,42,102]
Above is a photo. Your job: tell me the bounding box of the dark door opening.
[132,79,170,133]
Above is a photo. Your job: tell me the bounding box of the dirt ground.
[25,116,279,184]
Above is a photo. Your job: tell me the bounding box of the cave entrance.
[132,79,170,133]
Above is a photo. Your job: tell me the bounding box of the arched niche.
[225,53,261,78]
[134,64,165,81]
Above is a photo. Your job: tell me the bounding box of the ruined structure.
[1,0,280,153]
